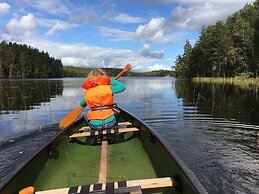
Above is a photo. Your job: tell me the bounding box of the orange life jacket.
[82,76,115,120]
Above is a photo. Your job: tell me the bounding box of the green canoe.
[0,108,207,194]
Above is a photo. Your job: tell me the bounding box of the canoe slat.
[78,122,132,131]
[36,177,174,193]
[69,127,139,138]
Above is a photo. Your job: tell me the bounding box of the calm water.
[0,77,258,193]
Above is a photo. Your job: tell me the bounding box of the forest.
[0,41,63,78]
[174,0,259,78]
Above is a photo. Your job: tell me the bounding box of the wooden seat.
[78,122,132,132]
[69,127,139,138]
[36,177,175,193]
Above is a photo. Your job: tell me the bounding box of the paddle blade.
[59,107,84,129]
[124,63,132,72]
[115,64,132,80]
[19,186,34,194]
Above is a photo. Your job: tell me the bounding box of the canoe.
[0,108,207,194]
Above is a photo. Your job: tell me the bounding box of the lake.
[0,77,258,194]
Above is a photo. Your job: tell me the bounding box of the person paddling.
[80,68,126,132]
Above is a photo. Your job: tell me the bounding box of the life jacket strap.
[90,103,120,114]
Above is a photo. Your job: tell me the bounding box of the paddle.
[59,64,132,129]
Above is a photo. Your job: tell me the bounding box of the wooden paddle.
[59,64,131,129]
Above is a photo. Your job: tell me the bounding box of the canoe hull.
[0,108,207,194]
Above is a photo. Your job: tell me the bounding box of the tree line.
[64,66,173,77]
[0,41,63,78]
[174,0,259,78]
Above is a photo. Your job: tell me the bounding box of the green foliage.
[174,40,192,78]
[235,72,254,79]
[0,41,63,78]
[175,0,259,78]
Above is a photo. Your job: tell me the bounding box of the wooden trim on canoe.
[98,140,108,183]
[79,122,132,131]
[36,177,175,193]
[69,127,139,138]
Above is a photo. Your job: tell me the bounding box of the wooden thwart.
[69,127,139,138]
[36,177,175,194]
[78,122,132,132]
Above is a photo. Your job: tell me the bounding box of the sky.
[0,0,255,72]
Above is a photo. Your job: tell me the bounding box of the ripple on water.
[0,124,59,188]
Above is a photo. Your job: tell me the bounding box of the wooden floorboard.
[98,140,108,183]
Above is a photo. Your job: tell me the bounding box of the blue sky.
[0,0,255,71]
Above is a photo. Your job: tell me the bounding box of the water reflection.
[0,79,64,141]
[175,79,259,124]
[0,79,63,112]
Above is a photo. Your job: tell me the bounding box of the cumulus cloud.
[134,63,171,71]
[0,2,10,18]
[135,17,179,43]
[113,14,144,23]
[136,18,166,41]
[140,44,164,59]
[6,13,37,41]
[98,17,182,43]
[148,64,171,71]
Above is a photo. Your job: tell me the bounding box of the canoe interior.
[0,109,205,194]
[33,133,157,191]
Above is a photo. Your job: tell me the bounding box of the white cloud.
[45,21,79,36]
[140,44,164,59]
[96,0,255,42]
[148,64,171,71]
[21,39,171,72]
[6,13,37,41]
[98,17,182,43]
[113,14,144,23]
[26,40,138,67]
[136,17,176,43]
[0,2,10,18]
[167,0,256,30]
[134,63,171,71]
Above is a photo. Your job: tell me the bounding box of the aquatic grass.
[193,77,259,90]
